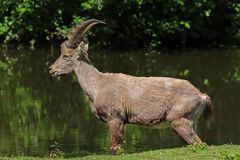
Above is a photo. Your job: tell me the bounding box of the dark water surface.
[0,48,240,157]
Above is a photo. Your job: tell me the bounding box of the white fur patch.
[164,81,173,89]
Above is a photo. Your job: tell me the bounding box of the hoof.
[109,148,117,155]
[109,145,120,155]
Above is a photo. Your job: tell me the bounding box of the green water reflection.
[0,48,240,157]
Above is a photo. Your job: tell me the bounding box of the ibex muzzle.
[49,19,214,155]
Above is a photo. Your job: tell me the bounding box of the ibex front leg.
[108,119,124,155]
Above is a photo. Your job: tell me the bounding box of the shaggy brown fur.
[49,19,214,155]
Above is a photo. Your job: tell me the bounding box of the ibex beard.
[49,19,214,155]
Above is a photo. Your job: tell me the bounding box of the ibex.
[49,19,214,154]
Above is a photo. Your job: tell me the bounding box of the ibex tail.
[202,93,214,128]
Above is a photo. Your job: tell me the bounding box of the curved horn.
[65,19,105,49]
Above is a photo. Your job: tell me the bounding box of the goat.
[49,19,214,155]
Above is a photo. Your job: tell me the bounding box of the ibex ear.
[77,41,91,64]
[77,41,88,53]
[83,43,88,52]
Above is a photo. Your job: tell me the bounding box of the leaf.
[184,22,191,29]
[204,10,211,17]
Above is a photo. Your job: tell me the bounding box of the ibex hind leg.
[170,117,202,144]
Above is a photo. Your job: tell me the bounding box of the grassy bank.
[2,144,240,160]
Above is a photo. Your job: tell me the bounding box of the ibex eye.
[62,55,69,59]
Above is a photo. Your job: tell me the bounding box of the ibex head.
[49,19,105,77]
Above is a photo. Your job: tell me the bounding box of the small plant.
[189,143,209,153]
[49,141,65,158]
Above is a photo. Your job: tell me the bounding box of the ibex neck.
[73,61,102,101]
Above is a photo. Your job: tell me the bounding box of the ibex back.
[49,19,214,155]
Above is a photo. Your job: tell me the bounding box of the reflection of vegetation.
[0,48,240,157]
[0,49,110,157]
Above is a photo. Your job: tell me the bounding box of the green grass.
[2,144,240,160]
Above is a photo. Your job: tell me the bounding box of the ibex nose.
[49,65,59,77]
[49,67,53,73]
[49,65,54,74]
[49,65,53,71]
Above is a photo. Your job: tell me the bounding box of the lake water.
[0,48,240,157]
